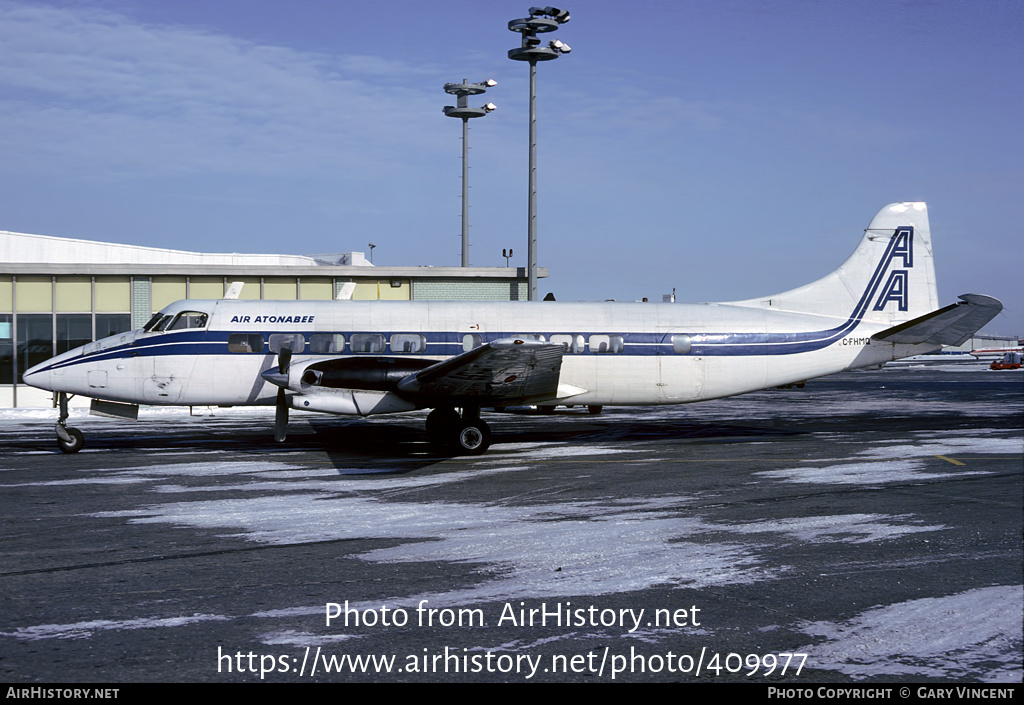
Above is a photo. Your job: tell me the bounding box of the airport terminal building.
[1,229,542,408]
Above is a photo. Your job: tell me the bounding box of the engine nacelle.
[289,387,418,416]
[292,356,436,392]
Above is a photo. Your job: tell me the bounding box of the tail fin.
[735,202,939,325]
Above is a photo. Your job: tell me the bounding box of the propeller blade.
[274,387,289,442]
[280,345,293,375]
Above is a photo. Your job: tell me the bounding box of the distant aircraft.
[24,202,1001,455]
[969,345,1024,360]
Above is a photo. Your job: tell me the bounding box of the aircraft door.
[142,310,206,403]
[658,333,705,402]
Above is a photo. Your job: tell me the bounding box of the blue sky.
[1,0,1021,334]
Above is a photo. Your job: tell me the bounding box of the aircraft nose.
[22,361,53,391]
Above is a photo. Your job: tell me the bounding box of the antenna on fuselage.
[223,281,244,300]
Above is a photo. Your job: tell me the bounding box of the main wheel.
[452,420,491,455]
[426,407,460,444]
[587,405,603,415]
[57,427,85,454]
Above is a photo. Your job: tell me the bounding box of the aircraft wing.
[396,338,565,405]
[871,294,1003,346]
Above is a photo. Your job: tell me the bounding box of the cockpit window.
[167,311,209,331]
[142,313,164,332]
[144,314,173,332]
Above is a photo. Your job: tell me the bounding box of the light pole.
[508,6,570,301]
[443,79,497,267]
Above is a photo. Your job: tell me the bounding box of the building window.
[96,314,132,338]
[17,314,53,383]
[56,314,92,355]
[0,314,12,385]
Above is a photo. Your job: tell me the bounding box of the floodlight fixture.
[444,78,497,97]
[507,7,571,301]
[530,6,570,23]
[443,78,497,267]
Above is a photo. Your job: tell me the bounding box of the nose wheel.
[54,392,84,454]
[57,425,85,454]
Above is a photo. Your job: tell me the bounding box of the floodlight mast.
[443,79,497,267]
[508,7,570,301]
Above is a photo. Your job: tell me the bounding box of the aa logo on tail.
[873,227,913,312]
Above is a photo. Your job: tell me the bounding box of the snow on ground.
[799,585,1023,682]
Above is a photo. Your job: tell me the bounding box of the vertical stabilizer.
[732,202,939,325]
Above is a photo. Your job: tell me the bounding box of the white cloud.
[0,2,446,179]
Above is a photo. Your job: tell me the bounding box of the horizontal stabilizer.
[872,294,1002,346]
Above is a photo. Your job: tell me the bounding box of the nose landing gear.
[55,392,84,454]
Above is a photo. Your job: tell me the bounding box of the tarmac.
[1,364,1021,683]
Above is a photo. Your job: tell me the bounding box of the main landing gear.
[55,392,84,454]
[426,407,491,455]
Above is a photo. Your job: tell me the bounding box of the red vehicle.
[990,352,1022,370]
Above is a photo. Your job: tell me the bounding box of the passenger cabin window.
[672,334,692,354]
[269,333,305,354]
[228,333,265,353]
[310,333,346,354]
[462,334,483,352]
[589,334,624,354]
[351,333,386,353]
[390,333,426,353]
[167,311,209,330]
[551,334,585,353]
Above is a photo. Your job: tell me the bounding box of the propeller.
[273,345,293,443]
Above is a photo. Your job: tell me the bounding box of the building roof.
[1,230,543,279]
[1,229,356,268]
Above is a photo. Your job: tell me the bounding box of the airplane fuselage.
[24,297,925,411]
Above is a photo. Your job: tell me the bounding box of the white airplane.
[23,202,1002,455]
